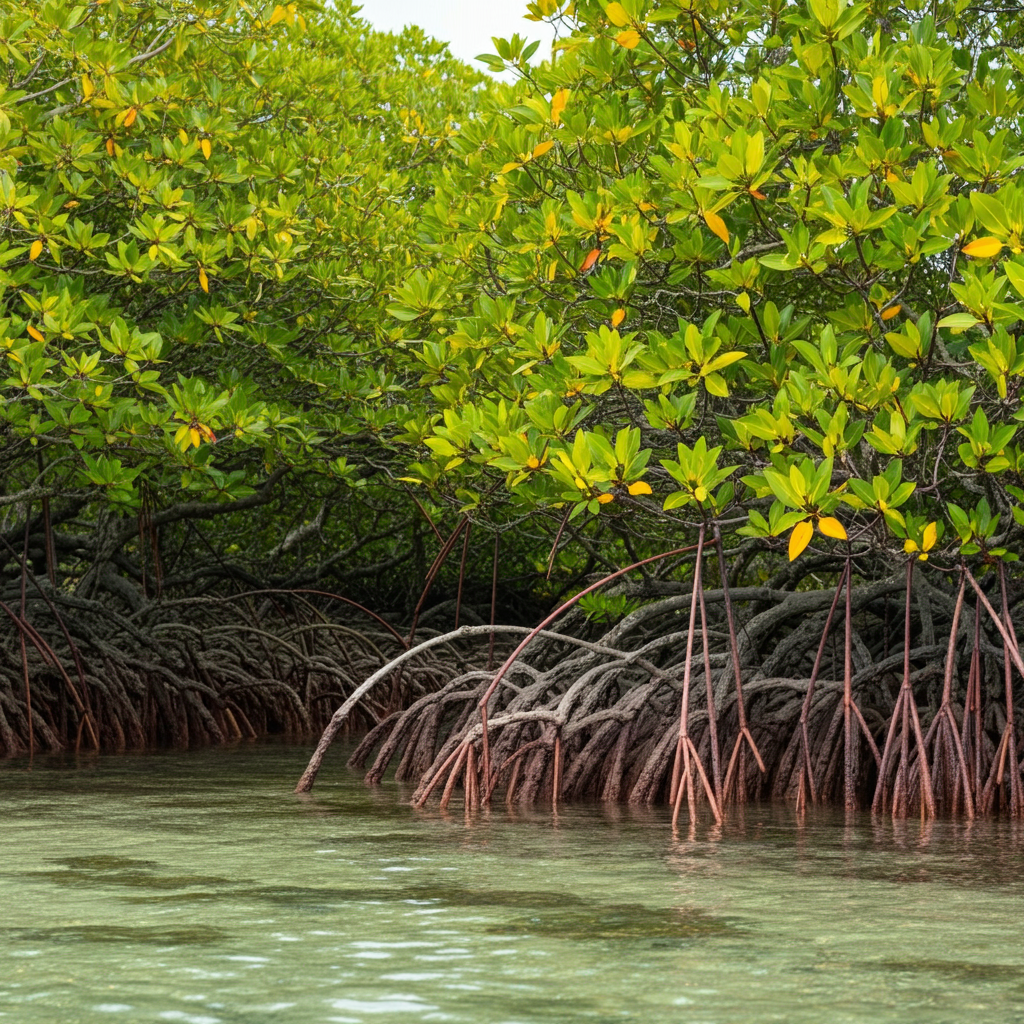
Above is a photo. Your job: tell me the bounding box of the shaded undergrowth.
[0,585,464,757]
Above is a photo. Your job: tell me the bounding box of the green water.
[2,744,1022,1024]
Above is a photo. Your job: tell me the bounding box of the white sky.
[355,0,558,75]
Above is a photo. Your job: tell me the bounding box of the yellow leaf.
[526,456,541,469]
[922,521,938,551]
[962,236,1003,258]
[597,492,615,504]
[29,239,43,261]
[788,520,813,561]
[627,480,652,495]
[818,516,848,540]
[532,140,555,159]
[199,267,209,293]
[871,75,889,109]
[610,307,625,327]
[123,107,137,128]
[27,325,44,342]
[201,138,212,160]
[500,161,521,174]
[149,244,159,261]
[94,384,103,397]
[189,427,201,448]
[615,29,641,47]
[82,75,94,99]
[268,4,287,26]
[694,485,708,502]
[703,209,729,244]
[903,538,919,554]
[551,88,568,125]
[105,138,115,157]
[605,1,629,26]
[880,304,901,321]
[178,128,189,145]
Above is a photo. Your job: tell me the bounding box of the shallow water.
[2,743,1022,1024]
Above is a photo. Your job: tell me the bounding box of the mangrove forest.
[2,0,1024,824]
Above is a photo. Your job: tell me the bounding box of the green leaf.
[1003,261,1024,299]
[936,313,982,330]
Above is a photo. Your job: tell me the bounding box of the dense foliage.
[0,0,478,527]
[10,0,1024,595]
[386,0,1024,578]
[3,0,1024,822]
[0,0,510,759]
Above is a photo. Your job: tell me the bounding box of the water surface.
[2,743,1022,1023]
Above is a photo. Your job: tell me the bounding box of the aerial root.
[329,579,1024,819]
[0,592,439,757]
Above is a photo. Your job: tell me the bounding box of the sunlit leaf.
[962,236,1003,258]
[817,516,847,540]
[922,521,938,550]
[605,2,630,27]
[788,520,813,561]
[551,88,568,125]
[703,209,729,244]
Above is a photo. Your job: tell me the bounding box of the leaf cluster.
[383,0,1024,572]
